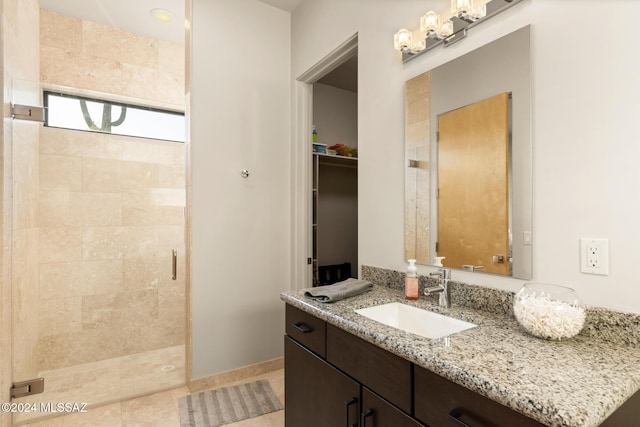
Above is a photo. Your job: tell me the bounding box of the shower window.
[44,91,185,142]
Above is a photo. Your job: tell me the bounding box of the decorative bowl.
[513,283,585,340]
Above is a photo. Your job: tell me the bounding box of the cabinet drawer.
[414,365,545,427]
[326,323,412,414]
[285,304,326,358]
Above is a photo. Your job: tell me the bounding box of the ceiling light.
[150,8,174,23]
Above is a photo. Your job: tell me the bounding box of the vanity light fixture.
[394,0,523,63]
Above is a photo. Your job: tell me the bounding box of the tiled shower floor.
[14,345,185,425]
[19,367,284,427]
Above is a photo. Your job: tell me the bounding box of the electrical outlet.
[580,238,609,275]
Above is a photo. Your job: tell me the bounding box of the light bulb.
[440,20,454,37]
[150,8,174,23]
[420,11,440,36]
[394,29,413,52]
[472,4,487,20]
[451,0,473,16]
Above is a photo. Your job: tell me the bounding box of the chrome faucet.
[425,268,451,308]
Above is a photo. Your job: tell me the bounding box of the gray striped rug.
[178,379,283,426]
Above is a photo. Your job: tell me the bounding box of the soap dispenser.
[405,259,419,300]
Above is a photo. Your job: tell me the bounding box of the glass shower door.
[11,80,187,424]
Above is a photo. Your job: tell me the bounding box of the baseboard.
[187,357,284,393]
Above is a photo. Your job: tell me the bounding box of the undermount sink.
[355,302,477,339]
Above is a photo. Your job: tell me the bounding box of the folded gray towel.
[304,278,373,303]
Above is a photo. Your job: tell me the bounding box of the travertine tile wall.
[40,10,184,106]
[2,4,41,420]
[404,72,431,264]
[38,9,186,370]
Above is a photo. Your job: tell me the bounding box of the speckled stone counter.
[281,272,640,427]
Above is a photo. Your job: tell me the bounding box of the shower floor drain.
[161,365,176,372]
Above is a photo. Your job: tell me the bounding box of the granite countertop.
[280,284,640,427]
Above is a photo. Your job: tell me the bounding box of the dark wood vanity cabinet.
[285,303,640,427]
[285,304,541,427]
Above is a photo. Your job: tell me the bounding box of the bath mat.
[178,379,283,427]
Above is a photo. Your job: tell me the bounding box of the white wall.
[292,0,640,314]
[313,82,358,148]
[190,0,291,378]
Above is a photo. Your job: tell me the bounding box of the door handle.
[291,322,313,333]
[345,397,357,427]
[172,249,177,280]
[448,409,474,427]
[361,409,373,426]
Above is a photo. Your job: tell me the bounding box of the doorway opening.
[292,34,358,288]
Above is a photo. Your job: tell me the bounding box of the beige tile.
[120,138,185,166]
[159,40,185,76]
[79,192,123,226]
[83,21,159,69]
[39,191,122,227]
[122,255,177,291]
[157,282,186,321]
[13,181,38,229]
[40,127,123,160]
[39,191,73,227]
[41,46,123,94]
[37,327,124,371]
[227,410,284,427]
[12,229,40,381]
[81,157,121,193]
[39,227,82,263]
[82,289,158,329]
[155,226,185,254]
[20,414,65,427]
[40,259,123,300]
[39,296,82,336]
[40,154,82,191]
[40,9,83,52]
[61,403,122,427]
[122,192,184,226]
[13,126,39,185]
[81,226,160,261]
[22,364,282,427]
[82,158,159,194]
[158,162,186,188]
[121,64,184,106]
[120,389,179,427]
[3,1,39,80]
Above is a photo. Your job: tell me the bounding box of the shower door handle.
[172,249,177,280]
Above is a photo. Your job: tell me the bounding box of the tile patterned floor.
[20,369,284,427]
[14,346,185,425]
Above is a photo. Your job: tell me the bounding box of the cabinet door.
[361,387,425,427]
[285,336,360,427]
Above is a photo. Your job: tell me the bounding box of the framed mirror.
[404,25,531,278]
